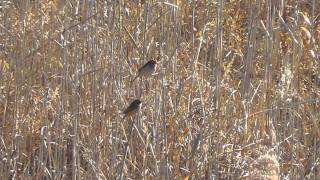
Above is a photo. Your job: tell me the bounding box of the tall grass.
[0,0,319,179]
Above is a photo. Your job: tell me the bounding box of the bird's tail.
[130,75,139,86]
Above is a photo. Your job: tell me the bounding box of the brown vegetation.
[0,0,319,179]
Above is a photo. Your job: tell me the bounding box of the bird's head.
[133,99,142,105]
[148,60,157,65]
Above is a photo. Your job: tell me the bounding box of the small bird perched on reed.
[131,60,157,82]
[123,99,142,119]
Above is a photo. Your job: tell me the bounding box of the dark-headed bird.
[123,99,142,119]
[132,60,157,82]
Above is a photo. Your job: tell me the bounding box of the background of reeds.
[0,0,319,179]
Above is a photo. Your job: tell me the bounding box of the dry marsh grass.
[0,0,319,179]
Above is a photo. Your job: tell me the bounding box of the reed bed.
[0,0,319,179]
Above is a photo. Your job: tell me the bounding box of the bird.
[122,99,142,119]
[131,60,157,83]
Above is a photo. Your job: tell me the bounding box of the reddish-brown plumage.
[132,60,157,82]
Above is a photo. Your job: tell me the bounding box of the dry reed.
[0,0,319,179]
